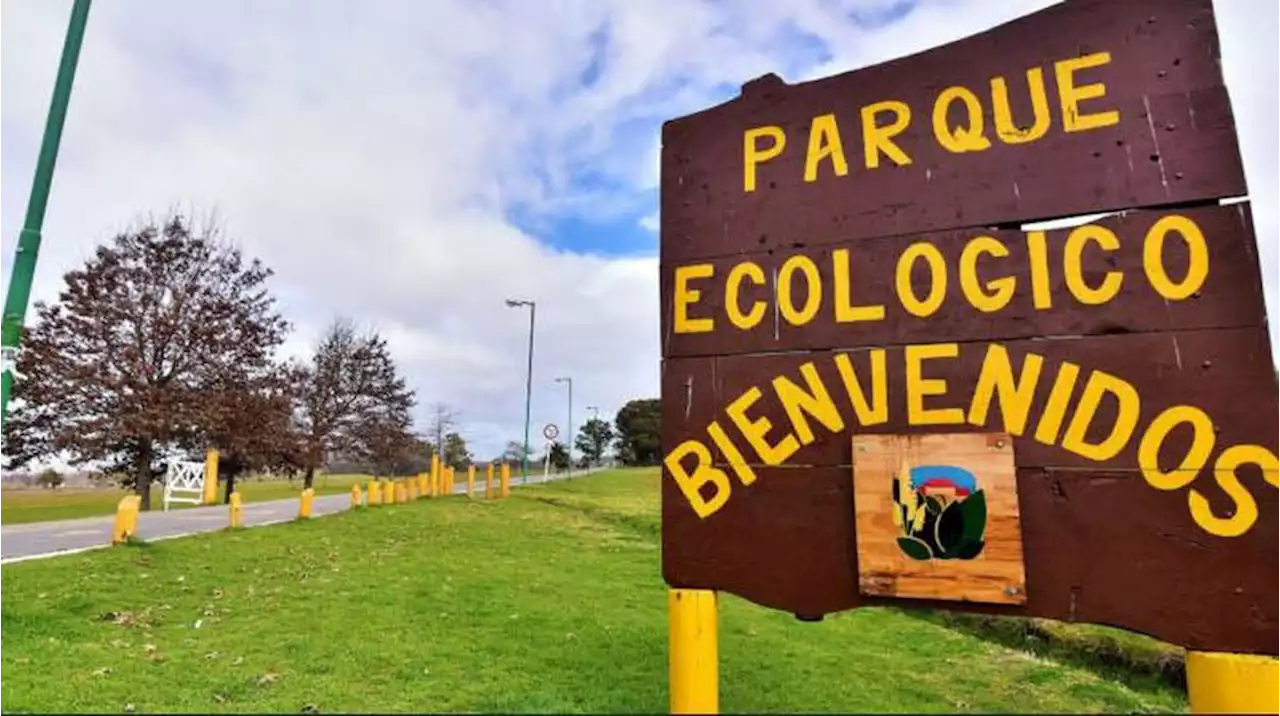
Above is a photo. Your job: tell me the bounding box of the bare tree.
[423,401,460,459]
[2,214,289,510]
[293,319,416,488]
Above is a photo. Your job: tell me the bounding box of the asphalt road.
[1,467,599,564]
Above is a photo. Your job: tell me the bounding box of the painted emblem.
[891,463,987,561]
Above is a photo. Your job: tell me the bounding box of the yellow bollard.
[467,465,476,499]
[229,492,243,528]
[368,480,382,506]
[299,488,314,519]
[485,463,494,499]
[417,472,427,497]
[670,589,719,715]
[500,462,511,498]
[387,480,397,504]
[408,478,419,501]
[444,467,454,496]
[202,449,219,505]
[351,483,363,508]
[430,454,441,497]
[1187,651,1279,714]
[111,495,141,545]
[397,480,408,504]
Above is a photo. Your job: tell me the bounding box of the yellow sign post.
[669,589,718,714]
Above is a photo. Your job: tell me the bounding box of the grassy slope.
[0,469,1185,714]
[0,474,371,525]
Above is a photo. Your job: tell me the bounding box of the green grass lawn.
[0,468,1186,713]
[0,474,372,525]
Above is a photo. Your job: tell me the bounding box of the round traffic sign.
[542,423,560,440]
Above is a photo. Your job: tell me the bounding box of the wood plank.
[662,327,1277,471]
[661,463,1279,654]
[851,433,1027,605]
[661,0,1245,263]
[662,203,1268,359]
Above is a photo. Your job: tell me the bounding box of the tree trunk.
[223,472,238,504]
[303,465,316,490]
[135,442,154,511]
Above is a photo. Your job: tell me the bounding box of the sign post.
[542,424,559,481]
[659,2,1277,712]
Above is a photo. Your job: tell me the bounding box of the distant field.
[0,473,372,525]
[0,468,1185,713]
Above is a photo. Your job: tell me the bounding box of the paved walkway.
[1,468,599,564]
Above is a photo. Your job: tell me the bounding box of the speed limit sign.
[542,423,560,441]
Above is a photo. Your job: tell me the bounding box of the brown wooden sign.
[659,0,1278,656]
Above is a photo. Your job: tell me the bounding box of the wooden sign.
[659,0,1278,656]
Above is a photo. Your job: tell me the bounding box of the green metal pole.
[0,0,93,425]
[521,303,535,484]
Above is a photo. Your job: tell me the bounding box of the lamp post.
[555,376,573,478]
[504,299,536,484]
[1,0,93,424]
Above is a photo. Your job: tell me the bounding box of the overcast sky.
[3,0,1277,462]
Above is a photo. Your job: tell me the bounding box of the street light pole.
[555,376,572,478]
[504,299,536,484]
[1,0,93,424]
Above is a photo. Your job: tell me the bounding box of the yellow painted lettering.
[726,261,766,330]
[861,100,912,169]
[725,386,798,466]
[1063,224,1123,305]
[1143,214,1209,300]
[959,235,1016,312]
[772,362,844,445]
[932,85,991,153]
[1034,361,1081,445]
[1055,52,1119,132]
[1138,405,1215,491]
[895,242,947,318]
[706,420,757,486]
[833,350,889,426]
[664,439,730,519]
[804,113,849,183]
[904,343,965,426]
[968,344,1044,436]
[1026,230,1053,309]
[673,264,715,333]
[743,125,786,193]
[991,68,1051,144]
[833,248,885,323]
[1061,369,1141,462]
[777,255,822,326]
[1190,445,1278,538]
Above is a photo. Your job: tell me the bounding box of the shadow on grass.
[525,494,659,541]
[897,608,1186,692]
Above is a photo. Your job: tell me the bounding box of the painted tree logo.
[891,463,987,561]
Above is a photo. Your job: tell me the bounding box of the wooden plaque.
[852,433,1026,605]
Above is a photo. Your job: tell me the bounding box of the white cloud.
[2,0,1276,463]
